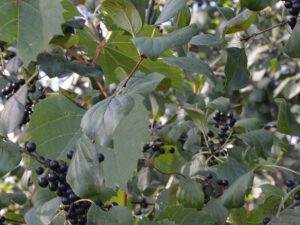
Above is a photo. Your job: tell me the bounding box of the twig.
[241,21,287,42]
[92,41,106,66]
[123,55,145,88]
[146,0,156,25]
[151,164,187,179]
[64,46,108,98]
[123,192,127,206]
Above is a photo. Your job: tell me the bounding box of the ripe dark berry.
[38,177,49,188]
[286,179,295,187]
[134,208,142,216]
[207,173,213,180]
[287,16,297,29]
[0,216,5,223]
[207,130,214,137]
[58,173,66,182]
[67,150,74,159]
[58,182,68,192]
[208,141,214,148]
[69,193,79,202]
[49,181,58,192]
[26,141,36,152]
[143,144,150,152]
[141,199,148,208]
[49,160,59,170]
[219,137,226,145]
[98,153,105,163]
[159,148,165,154]
[285,0,293,8]
[111,202,118,206]
[61,196,70,205]
[59,163,68,173]
[35,166,44,175]
[263,217,271,225]
[48,172,58,182]
[294,192,300,200]
[169,147,175,153]
[217,179,228,186]
[95,199,103,207]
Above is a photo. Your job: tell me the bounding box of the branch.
[64,47,87,64]
[92,41,106,66]
[240,21,287,42]
[123,55,146,88]
[150,163,187,179]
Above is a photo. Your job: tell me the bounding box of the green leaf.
[25,208,43,225]
[176,178,204,210]
[217,7,236,20]
[225,48,251,93]
[102,0,142,36]
[175,6,191,29]
[87,204,133,225]
[99,96,150,190]
[28,95,84,160]
[155,0,189,25]
[234,118,263,132]
[37,197,60,225]
[67,135,104,198]
[240,0,273,11]
[153,146,186,174]
[81,94,135,147]
[203,199,228,225]
[0,85,28,136]
[61,0,81,20]
[0,0,64,65]
[118,73,165,95]
[0,139,21,177]
[159,206,216,225]
[128,0,146,24]
[272,208,300,225]
[260,184,285,198]
[37,53,102,78]
[163,57,217,83]
[132,24,199,59]
[236,129,274,158]
[230,207,264,225]
[207,97,230,112]
[221,170,254,208]
[190,34,223,46]
[216,160,250,184]
[185,108,208,134]
[276,98,300,136]
[222,9,257,34]
[139,219,177,225]
[285,23,300,58]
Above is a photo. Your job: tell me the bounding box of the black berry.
[38,177,49,188]
[67,150,74,159]
[35,166,44,175]
[26,141,36,152]
[98,153,105,163]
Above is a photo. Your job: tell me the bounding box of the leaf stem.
[151,164,187,179]
[123,55,146,88]
[240,21,287,42]
[27,70,40,84]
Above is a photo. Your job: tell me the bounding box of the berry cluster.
[205,112,236,164]
[201,173,229,203]
[1,79,25,99]
[132,198,151,216]
[283,0,300,29]
[143,140,175,155]
[0,216,5,225]
[25,142,106,225]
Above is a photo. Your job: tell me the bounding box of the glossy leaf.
[207,97,230,112]
[0,85,28,136]
[240,0,273,11]
[276,98,300,136]
[28,95,84,160]
[99,96,149,190]
[163,57,217,83]
[216,160,250,184]
[285,23,300,58]
[37,53,102,78]
[67,135,104,197]
[190,34,223,46]
[102,0,142,36]
[222,9,257,34]
[175,6,191,29]
[221,170,254,208]
[87,204,133,225]
[225,48,251,93]
[234,118,263,132]
[132,24,199,59]
[155,0,189,25]
[0,0,64,65]
[272,208,300,225]
[0,139,21,177]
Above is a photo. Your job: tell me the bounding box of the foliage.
[0,0,299,225]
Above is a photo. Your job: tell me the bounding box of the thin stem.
[123,55,145,87]
[146,0,156,25]
[123,192,127,206]
[27,70,40,84]
[152,165,187,179]
[64,46,108,98]
[241,21,287,42]
[262,165,300,176]
[92,41,106,66]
